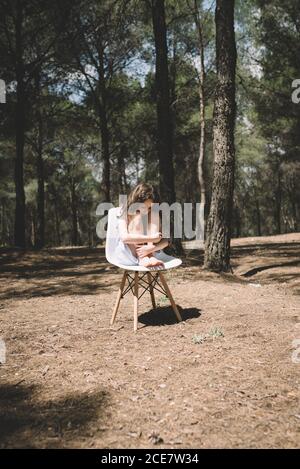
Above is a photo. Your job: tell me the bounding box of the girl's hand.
[136,244,155,259]
[151,232,162,243]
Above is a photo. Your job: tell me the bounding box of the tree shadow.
[1,242,299,300]
[0,248,108,277]
[183,242,300,264]
[138,306,201,327]
[241,259,300,277]
[0,247,124,300]
[0,279,116,301]
[230,242,300,259]
[0,382,109,448]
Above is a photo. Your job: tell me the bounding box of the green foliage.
[0,0,298,247]
[192,326,224,344]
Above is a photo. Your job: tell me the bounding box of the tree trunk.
[291,197,298,231]
[274,159,282,234]
[118,145,128,194]
[98,47,111,202]
[151,0,184,255]
[204,0,237,272]
[1,200,6,245]
[234,201,241,237]
[36,140,45,248]
[170,30,177,153]
[14,0,26,248]
[88,211,92,247]
[151,0,176,205]
[193,0,206,224]
[255,198,261,236]
[54,196,61,246]
[35,71,45,249]
[71,181,78,246]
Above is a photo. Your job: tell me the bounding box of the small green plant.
[192,334,207,344]
[193,327,224,345]
[209,326,224,339]
[157,295,168,306]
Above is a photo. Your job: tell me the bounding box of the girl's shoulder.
[116,206,125,219]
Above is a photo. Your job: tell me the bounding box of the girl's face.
[138,198,153,215]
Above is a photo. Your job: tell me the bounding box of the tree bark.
[151,0,176,205]
[274,159,282,234]
[14,0,26,248]
[54,196,61,246]
[35,71,45,249]
[151,0,184,255]
[118,145,128,194]
[291,197,298,231]
[255,198,261,237]
[193,0,206,217]
[204,0,237,272]
[71,181,78,246]
[98,46,111,202]
[1,200,6,245]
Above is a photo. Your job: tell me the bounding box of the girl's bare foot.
[148,256,164,267]
[138,256,164,268]
[138,256,152,268]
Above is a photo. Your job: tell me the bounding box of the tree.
[252,0,300,234]
[0,0,72,247]
[204,0,237,272]
[59,0,140,203]
[151,0,176,205]
[191,0,207,219]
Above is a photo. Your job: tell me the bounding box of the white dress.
[114,238,140,266]
[113,216,139,266]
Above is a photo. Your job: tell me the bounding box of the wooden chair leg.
[133,272,139,331]
[110,271,127,326]
[147,272,156,309]
[158,272,182,322]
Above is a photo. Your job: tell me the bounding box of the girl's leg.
[127,213,144,258]
[128,211,164,268]
[142,209,164,267]
[127,213,158,267]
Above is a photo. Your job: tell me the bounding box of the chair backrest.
[105,206,121,264]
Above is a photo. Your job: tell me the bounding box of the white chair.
[105,207,183,331]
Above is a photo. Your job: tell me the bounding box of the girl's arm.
[118,216,161,244]
[150,238,169,252]
[136,238,169,258]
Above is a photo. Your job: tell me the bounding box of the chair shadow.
[138,305,201,327]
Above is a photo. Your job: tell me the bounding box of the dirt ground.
[0,233,300,449]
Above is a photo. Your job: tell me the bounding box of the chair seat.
[109,251,182,272]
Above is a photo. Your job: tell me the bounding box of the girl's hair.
[120,182,160,218]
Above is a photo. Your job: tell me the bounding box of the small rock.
[149,431,164,445]
[42,365,50,376]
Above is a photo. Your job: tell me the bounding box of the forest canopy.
[0,0,299,248]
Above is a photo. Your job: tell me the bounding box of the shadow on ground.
[240,260,300,277]
[0,239,299,300]
[0,382,109,448]
[0,247,123,300]
[138,306,201,327]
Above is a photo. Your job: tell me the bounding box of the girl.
[115,183,169,268]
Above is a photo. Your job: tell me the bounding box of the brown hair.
[120,182,160,219]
